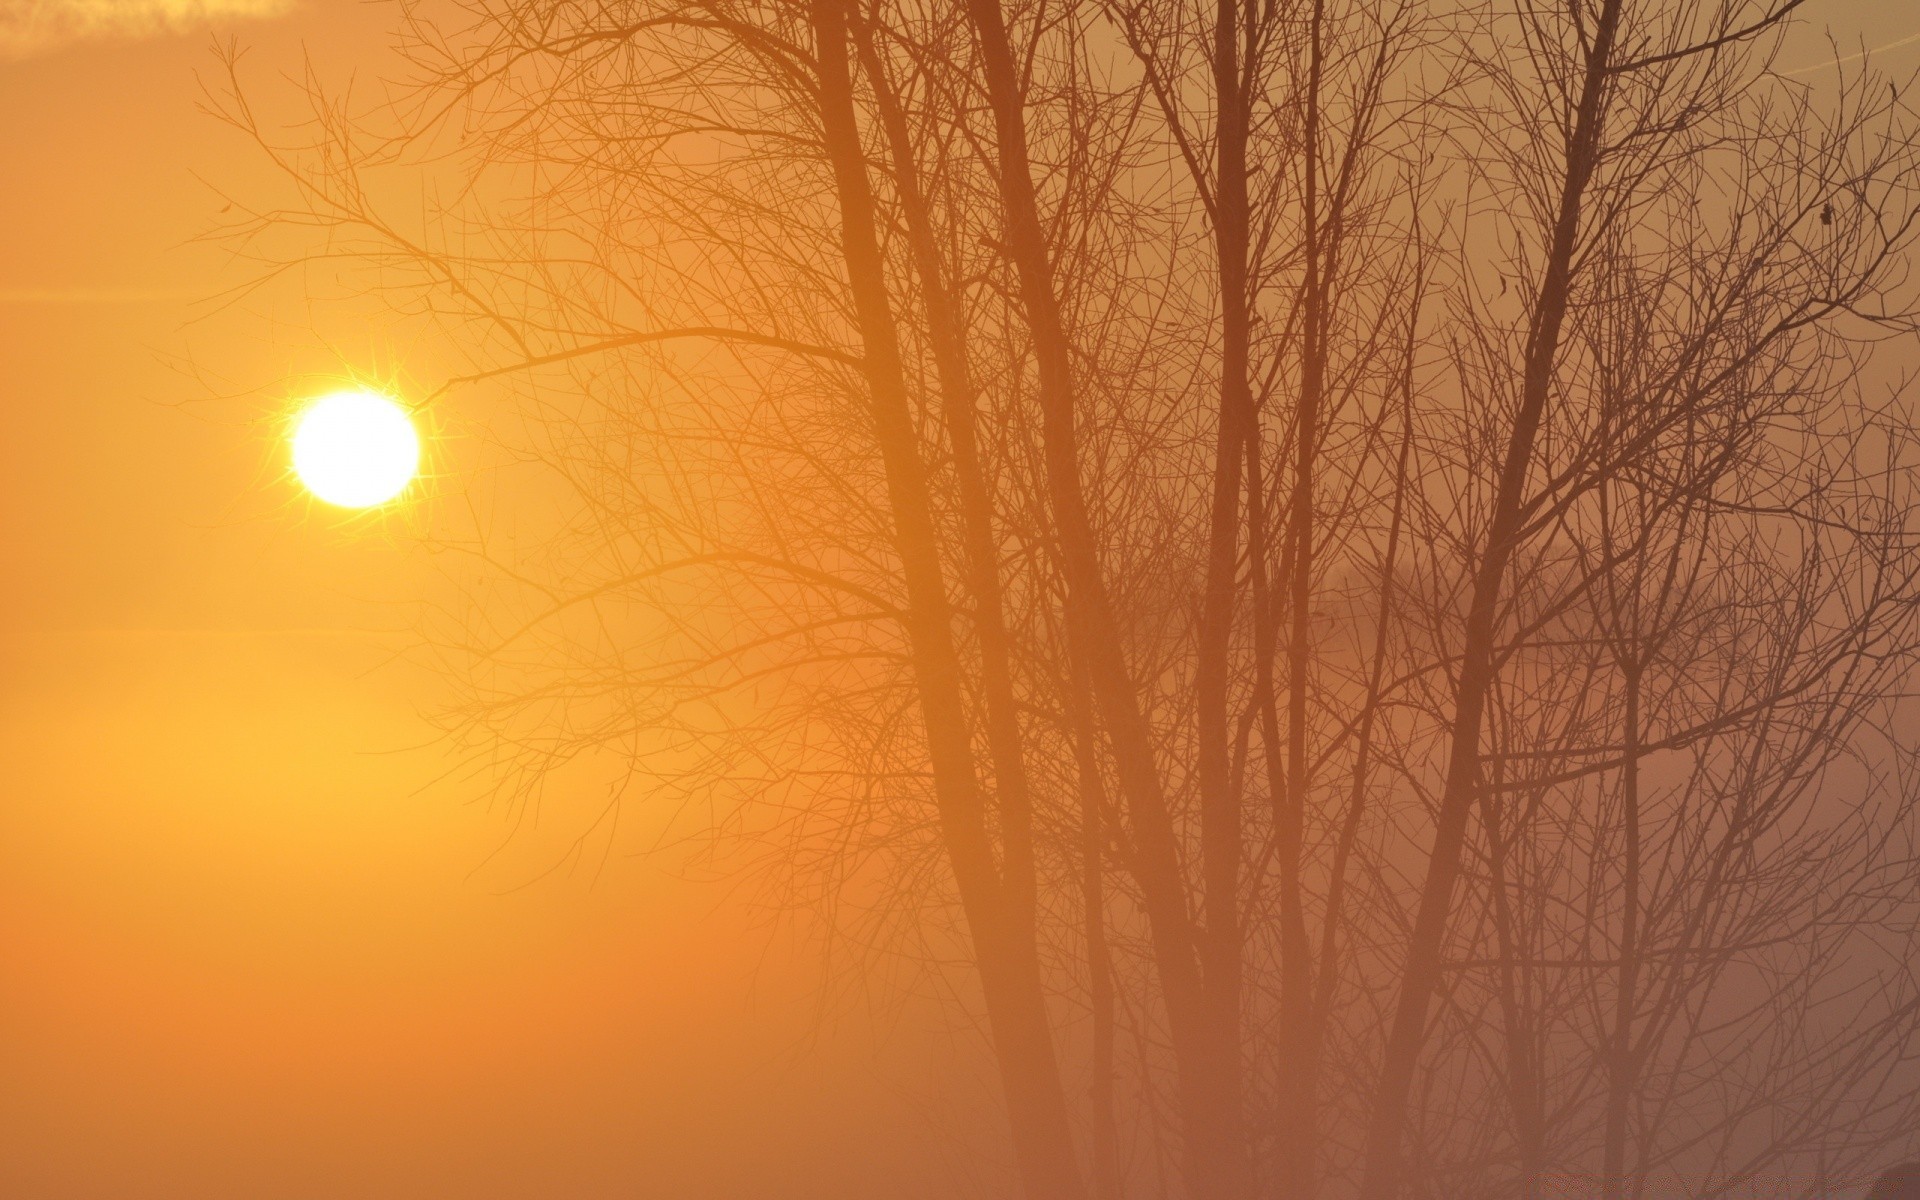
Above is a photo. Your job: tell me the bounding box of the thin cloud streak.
[1781,27,1920,77]
[0,0,291,58]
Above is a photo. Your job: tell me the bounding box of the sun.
[291,389,421,508]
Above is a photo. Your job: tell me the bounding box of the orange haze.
[0,5,995,1197]
[0,2,1915,1198]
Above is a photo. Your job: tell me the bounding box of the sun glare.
[291,389,420,508]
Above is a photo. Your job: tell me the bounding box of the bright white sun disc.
[292,389,420,508]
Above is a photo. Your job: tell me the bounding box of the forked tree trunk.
[853,22,1041,932]
[811,4,1085,1194]
[953,0,1240,1192]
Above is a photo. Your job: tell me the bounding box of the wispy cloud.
[1781,28,1920,78]
[0,0,292,58]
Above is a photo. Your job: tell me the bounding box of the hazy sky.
[0,2,1916,1197]
[0,5,996,1197]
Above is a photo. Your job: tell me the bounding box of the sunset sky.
[0,4,997,1196]
[3,1,1919,1197]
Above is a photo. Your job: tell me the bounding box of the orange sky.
[0,5,1000,1197]
[0,2,1915,1197]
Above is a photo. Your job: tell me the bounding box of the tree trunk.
[1481,757,1547,1200]
[853,24,1040,931]
[1273,2,1327,1192]
[1069,644,1123,1200]
[1603,663,1643,1200]
[954,0,1227,1195]
[1197,0,1257,1188]
[1357,3,1625,1195]
[812,4,1084,1193]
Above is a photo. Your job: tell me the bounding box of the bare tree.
[207,0,1920,1195]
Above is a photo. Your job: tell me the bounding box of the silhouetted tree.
[211,0,1920,1195]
